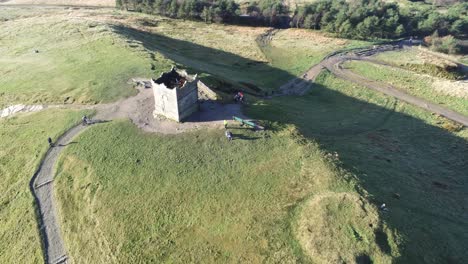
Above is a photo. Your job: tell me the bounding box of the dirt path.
[31,124,89,264]
[321,48,468,126]
[280,44,468,126]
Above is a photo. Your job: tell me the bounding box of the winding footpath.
[279,44,468,126]
[31,124,89,264]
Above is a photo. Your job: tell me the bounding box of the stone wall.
[151,68,199,122]
[152,79,179,121]
[177,81,199,121]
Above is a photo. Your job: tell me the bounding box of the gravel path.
[31,124,89,264]
[278,42,468,126]
[319,47,468,126]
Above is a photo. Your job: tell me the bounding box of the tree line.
[116,0,468,41]
[116,0,240,23]
[291,0,467,40]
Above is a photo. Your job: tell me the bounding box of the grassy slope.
[247,71,468,263]
[263,29,371,77]
[0,109,91,264]
[344,60,468,115]
[0,8,171,108]
[0,7,371,106]
[55,121,395,263]
[113,17,371,92]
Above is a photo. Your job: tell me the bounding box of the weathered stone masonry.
[152,67,199,122]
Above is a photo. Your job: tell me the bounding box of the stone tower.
[151,67,199,122]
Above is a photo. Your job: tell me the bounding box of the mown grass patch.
[344,60,468,115]
[247,71,468,263]
[0,109,91,263]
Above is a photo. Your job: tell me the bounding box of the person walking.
[225,130,232,141]
[239,92,244,102]
[224,120,228,129]
[82,115,88,126]
[47,137,53,147]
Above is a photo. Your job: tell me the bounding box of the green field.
[0,109,91,264]
[0,8,171,108]
[247,71,468,263]
[373,49,467,80]
[55,121,395,263]
[53,71,468,263]
[344,60,468,116]
[260,29,371,77]
[2,5,468,264]
[110,21,369,93]
[0,7,373,106]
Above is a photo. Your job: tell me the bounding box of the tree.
[169,0,178,18]
[338,19,353,38]
[201,6,213,23]
[177,0,187,18]
[395,24,406,37]
[303,14,314,29]
[356,16,380,39]
[450,18,468,36]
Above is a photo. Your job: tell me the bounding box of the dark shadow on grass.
[231,133,261,141]
[356,254,373,264]
[58,141,77,147]
[184,100,246,123]
[110,25,293,94]
[375,230,391,255]
[110,24,468,263]
[248,81,468,263]
[87,119,111,125]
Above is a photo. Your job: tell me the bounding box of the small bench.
[232,116,265,131]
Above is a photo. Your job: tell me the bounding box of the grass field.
[373,49,467,80]
[344,60,468,115]
[0,109,91,264]
[0,8,170,108]
[2,5,467,264]
[247,71,468,263]
[0,7,373,107]
[111,17,371,93]
[53,71,468,263]
[261,29,371,77]
[55,120,397,263]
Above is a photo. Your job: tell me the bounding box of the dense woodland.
[117,0,468,51]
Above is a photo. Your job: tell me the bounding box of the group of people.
[234,91,244,103]
[226,91,245,141]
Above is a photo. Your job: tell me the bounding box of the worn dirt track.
[280,43,468,126]
[31,124,88,264]
[324,48,468,126]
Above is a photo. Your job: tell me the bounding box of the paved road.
[31,124,89,264]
